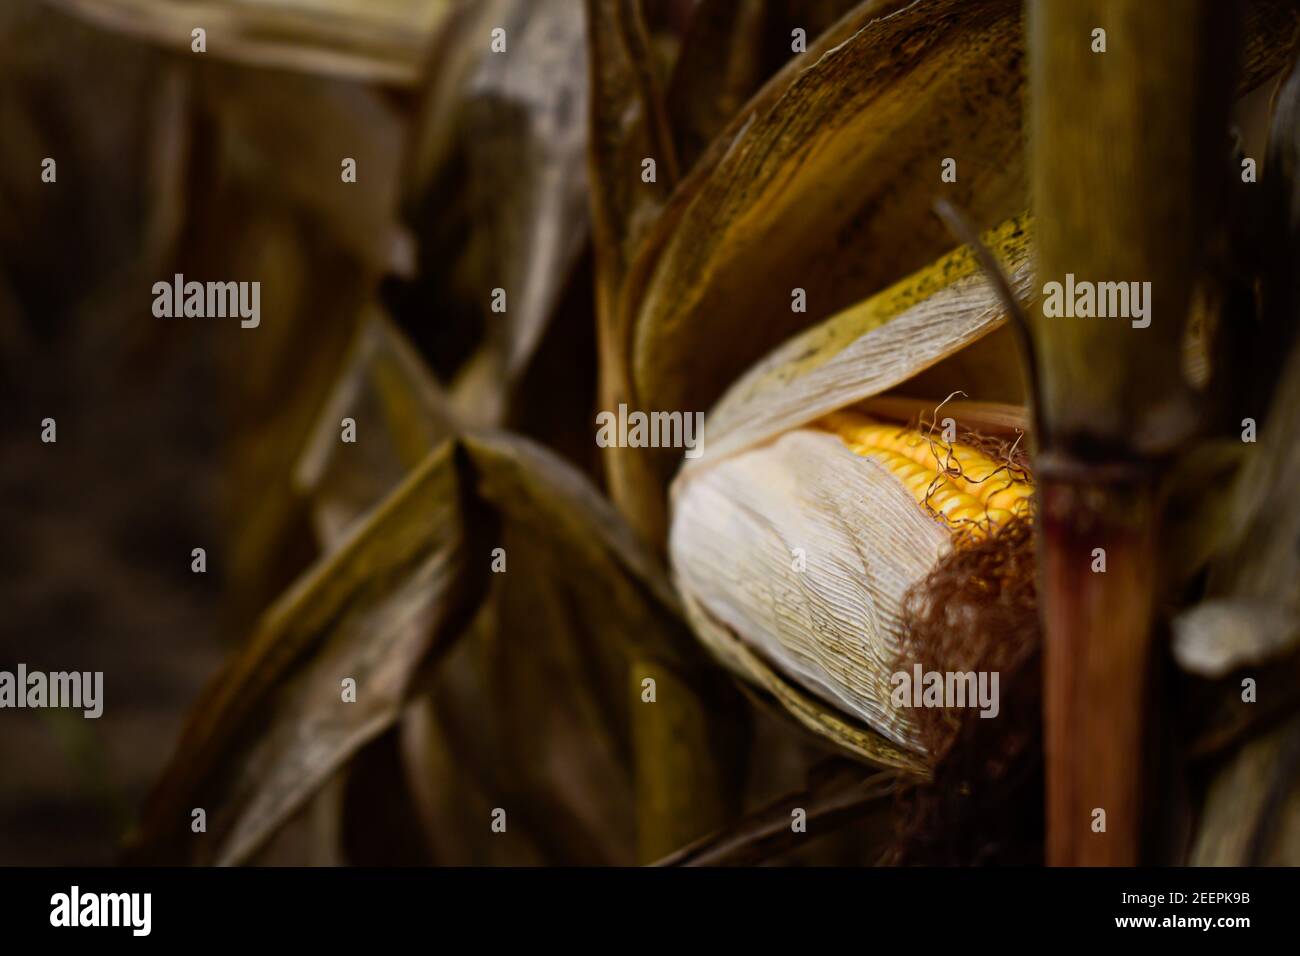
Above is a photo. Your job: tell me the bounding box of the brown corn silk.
[821,412,1044,862]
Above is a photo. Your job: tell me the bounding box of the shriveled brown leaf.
[462,429,697,668]
[208,205,368,628]
[586,0,680,473]
[152,56,416,627]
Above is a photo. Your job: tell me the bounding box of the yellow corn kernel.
[820,410,1033,534]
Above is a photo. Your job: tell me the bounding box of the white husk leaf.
[670,429,952,753]
[668,216,1033,765]
[687,221,1033,471]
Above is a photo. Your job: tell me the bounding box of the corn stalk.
[1028,0,1239,865]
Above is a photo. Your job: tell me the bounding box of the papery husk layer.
[669,219,1034,769]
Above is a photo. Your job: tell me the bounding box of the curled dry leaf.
[290,306,669,864]
[695,215,1031,464]
[140,52,414,626]
[585,0,742,860]
[664,0,875,173]
[274,305,457,865]
[208,206,368,628]
[1175,275,1300,776]
[620,0,1027,542]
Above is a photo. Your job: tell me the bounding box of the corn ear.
[670,230,1037,764]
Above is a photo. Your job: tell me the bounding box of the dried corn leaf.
[282,308,672,863]
[586,0,679,456]
[149,54,414,625]
[653,763,901,866]
[469,425,750,859]
[210,205,366,627]
[0,1,186,348]
[1170,42,1300,675]
[405,0,590,424]
[431,429,742,863]
[45,0,452,85]
[587,0,678,292]
[619,0,1026,540]
[400,671,549,865]
[478,525,637,864]
[295,309,455,549]
[662,0,772,175]
[588,0,865,411]
[196,61,411,276]
[461,430,697,667]
[1156,439,1250,598]
[664,0,874,173]
[634,0,1029,408]
[1173,282,1300,674]
[1191,713,1300,865]
[128,440,482,865]
[134,422,719,862]
[583,1,745,859]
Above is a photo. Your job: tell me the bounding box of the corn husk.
[669,216,1032,769]
[613,0,1028,545]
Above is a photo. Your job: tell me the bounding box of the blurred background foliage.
[3,0,1300,866]
[0,0,892,866]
